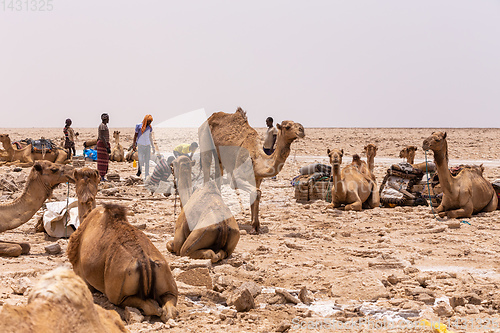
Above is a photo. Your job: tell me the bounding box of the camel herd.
[0,110,499,331]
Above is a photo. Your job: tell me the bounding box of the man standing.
[63,118,77,156]
[97,113,111,181]
[132,114,158,178]
[263,117,278,155]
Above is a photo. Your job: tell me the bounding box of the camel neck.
[332,164,344,195]
[407,154,415,165]
[367,154,375,173]
[258,135,292,177]
[0,176,52,232]
[175,173,193,207]
[433,143,452,192]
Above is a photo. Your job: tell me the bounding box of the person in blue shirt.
[132,115,158,178]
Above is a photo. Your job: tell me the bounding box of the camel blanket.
[43,199,80,238]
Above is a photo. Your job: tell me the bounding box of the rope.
[64,181,70,238]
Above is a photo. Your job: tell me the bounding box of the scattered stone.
[403,266,420,275]
[449,295,466,308]
[465,303,480,314]
[330,271,389,301]
[276,320,291,332]
[12,167,22,172]
[415,274,430,287]
[284,240,303,250]
[124,306,144,324]
[170,257,212,270]
[239,281,262,298]
[44,243,61,255]
[275,288,300,304]
[240,230,247,235]
[11,277,31,295]
[447,221,461,229]
[298,287,314,304]
[176,267,212,289]
[434,301,454,317]
[387,274,400,285]
[101,187,120,196]
[228,288,255,312]
[465,293,482,305]
[341,231,351,237]
[417,293,435,305]
[107,172,121,182]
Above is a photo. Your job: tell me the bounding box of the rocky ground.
[1,127,500,333]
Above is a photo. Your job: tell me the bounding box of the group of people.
[64,114,279,184]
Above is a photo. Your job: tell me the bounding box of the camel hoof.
[160,305,178,322]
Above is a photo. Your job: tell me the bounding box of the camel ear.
[191,160,196,167]
[340,149,344,156]
[94,170,99,181]
[34,163,43,173]
[443,132,447,139]
[276,123,282,130]
[327,149,331,155]
[364,145,368,151]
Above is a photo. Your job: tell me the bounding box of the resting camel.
[0,161,75,257]
[328,148,380,211]
[167,156,240,262]
[199,107,305,233]
[110,131,125,162]
[399,145,436,173]
[351,143,377,181]
[0,134,69,165]
[0,267,128,333]
[67,168,178,322]
[422,132,497,218]
[125,146,138,162]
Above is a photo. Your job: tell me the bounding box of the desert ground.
[1,127,500,333]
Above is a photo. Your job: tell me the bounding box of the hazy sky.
[1,1,499,128]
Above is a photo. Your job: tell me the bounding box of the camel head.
[32,161,75,188]
[0,134,11,145]
[364,144,378,158]
[422,132,447,152]
[113,131,120,139]
[74,168,100,221]
[276,121,305,143]
[327,148,343,166]
[399,145,417,158]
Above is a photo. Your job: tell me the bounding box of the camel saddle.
[379,162,426,206]
[24,138,55,153]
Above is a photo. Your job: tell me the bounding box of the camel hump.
[102,203,128,221]
[352,154,361,162]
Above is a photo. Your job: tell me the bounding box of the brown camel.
[125,146,138,162]
[67,168,178,322]
[167,156,240,262]
[328,148,380,211]
[0,134,69,165]
[0,267,128,333]
[422,132,497,218]
[198,107,305,233]
[0,161,75,257]
[399,145,436,173]
[351,143,377,181]
[110,131,125,162]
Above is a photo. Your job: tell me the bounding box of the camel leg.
[483,193,498,213]
[250,189,262,233]
[167,213,188,255]
[180,227,222,262]
[150,261,178,322]
[223,226,240,258]
[345,200,362,211]
[120,296,164,317]
[446,201,474,219]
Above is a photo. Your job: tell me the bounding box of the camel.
[125,146,138,162]
[0,161,75,257]
[67,168,178,322]
[167,156,240,262]
[328,148,380,211]
[110,131,125,162]
[83,138,98,149]
[351,143,377,181]
[399,145,436,173]
[0,267,128,333]
[198,107,305,233]
[0,134,69,165]
[422,132,497,218]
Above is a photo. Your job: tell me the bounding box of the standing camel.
[422,132,497,218]
[198,108,304,233]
